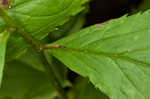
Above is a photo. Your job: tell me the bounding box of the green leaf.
[4,0,88,39]
[0,60,56,99]
[44,53,71,88]
[6,34,28,61]
[48,14,86,42]
[18,48,45,71]
[46,12,150,99]
[17,48,71,88]
[1,0,88,61]
[0,31,9,86]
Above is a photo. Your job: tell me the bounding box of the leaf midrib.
[47,46,150,69]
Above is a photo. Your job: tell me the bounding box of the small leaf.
[46,12,150,99]
[6,34,28,61]
[44,53,71,88]
[18,48,45,71]
[17,48,71,88]
[0,31,9,86]
[0,60,56,99]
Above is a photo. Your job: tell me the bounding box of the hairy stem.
[0,8,67,99]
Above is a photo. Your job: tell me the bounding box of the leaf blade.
[0,31,9,86]
[46,12,150,99]
[0,60,56,99]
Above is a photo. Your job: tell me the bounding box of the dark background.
[85,0,142,26]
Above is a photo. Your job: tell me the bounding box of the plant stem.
[0,8,67,99]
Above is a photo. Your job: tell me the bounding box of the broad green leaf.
[2,0,88,39]
[1,0,88,61]
[0,31,9,86]
[46,12,150,99]
[0,60,56,99]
